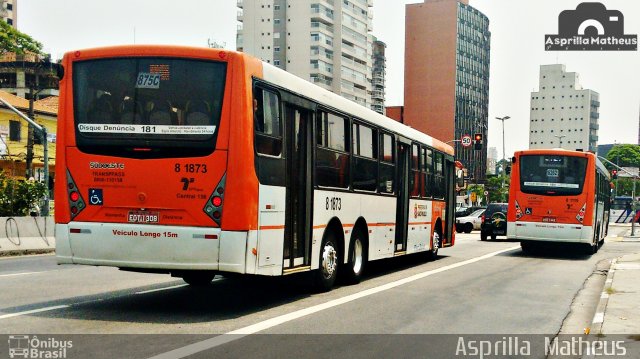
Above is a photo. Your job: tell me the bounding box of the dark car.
[455,206,485,218]
[480,203,508,241]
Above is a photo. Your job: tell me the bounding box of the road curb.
[589,257,617,336]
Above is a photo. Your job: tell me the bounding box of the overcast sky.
[18,0,640,157]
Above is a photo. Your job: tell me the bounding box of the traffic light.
[611,170,618,179]
[474,133,483,150]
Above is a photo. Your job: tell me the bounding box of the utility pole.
[26,86,36,178]
[496,116,510,201]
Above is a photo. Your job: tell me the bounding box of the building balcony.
[372,78,384,87]
[590,122,599,130]
[311,8,334,22]
[590,135,599,142]
[371,90,384,100]
[591,100,600,107]
[371,104,384,114]
[237,0,242,8]
[237,10,243,22]
[311,21,334,35]
[320,0,335,8]
[311,66,333,78]
[590,111,599,119]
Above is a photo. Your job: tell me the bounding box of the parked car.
[455,206,485,218]
[456,209,486,233]
[480,203,508,241]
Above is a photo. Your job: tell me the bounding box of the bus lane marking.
[148,245,521,359]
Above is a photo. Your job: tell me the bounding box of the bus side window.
[424,148,434,198]
[378,132,395,193]
[254,88,282,157]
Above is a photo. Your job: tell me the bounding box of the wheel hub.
[322,243,338,278]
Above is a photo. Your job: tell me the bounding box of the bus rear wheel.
[344,230,366,284]
[182,272,215,286]
[314,231,339,292]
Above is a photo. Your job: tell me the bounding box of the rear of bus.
[55,46,260,281]
[507,150,599,248]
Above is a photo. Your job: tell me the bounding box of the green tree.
[467,184,485,205]
[606,144,640,169]
[0,172,47,216]
[612,177,635,197]
[0,20,43,55]
[486,175,510,203]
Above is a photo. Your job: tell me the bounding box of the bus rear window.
[519,155,588,196]
[73,57,226,158]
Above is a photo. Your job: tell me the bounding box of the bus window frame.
[314,107,351,190]
[352,119,379,193]
[253,85,284,159]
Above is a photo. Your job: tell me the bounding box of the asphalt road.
[1,224,638,358]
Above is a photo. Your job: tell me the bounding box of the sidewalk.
[590,224,640,335]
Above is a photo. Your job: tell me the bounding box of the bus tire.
[521,241,534,254]
[182,272,215,286]
[344,229,367,284]
[582,242,596,255]
[314,231,340,292]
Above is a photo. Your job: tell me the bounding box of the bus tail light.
[514,200,523,220]
[576,203,586,224]
[66,170,86,219]
[203,173,226,226]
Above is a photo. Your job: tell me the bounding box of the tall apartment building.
[486,146,497,175]
[237,0,375,108]
[1,0,17,27]
[529,64,600,152]
[370,36,386,114]
[404,0,490,182]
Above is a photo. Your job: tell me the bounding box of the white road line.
[0,305,70,320]
[148,246,521,359]
[0,272,41,278]
[135,284,189,295]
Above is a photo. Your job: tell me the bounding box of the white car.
[455,209,486,233]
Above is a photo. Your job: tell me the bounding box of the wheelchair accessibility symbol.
[89,189,103,206]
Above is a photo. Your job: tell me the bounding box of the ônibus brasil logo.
[8,335,73,359]
[545,2,637,51]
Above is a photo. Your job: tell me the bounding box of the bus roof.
[514,148,610,180]
[262,62,454,155]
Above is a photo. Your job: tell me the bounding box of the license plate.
[128,211,160,224]
[542,216,557,223]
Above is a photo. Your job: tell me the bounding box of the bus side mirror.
[456,169,465,187]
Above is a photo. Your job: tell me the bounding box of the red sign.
[461,135,472,148]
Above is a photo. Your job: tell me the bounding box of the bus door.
[283,103,313,269]
[395,142,410,252]
[442,158,456,246]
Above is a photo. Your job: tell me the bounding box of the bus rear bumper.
[507,222,592,244]
[55,223,250,273]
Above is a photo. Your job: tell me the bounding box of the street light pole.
[554,134,566,148]
[496,116,510,202]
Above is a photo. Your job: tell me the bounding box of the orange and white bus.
[55,45,457,290]
[507,149,611,254]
